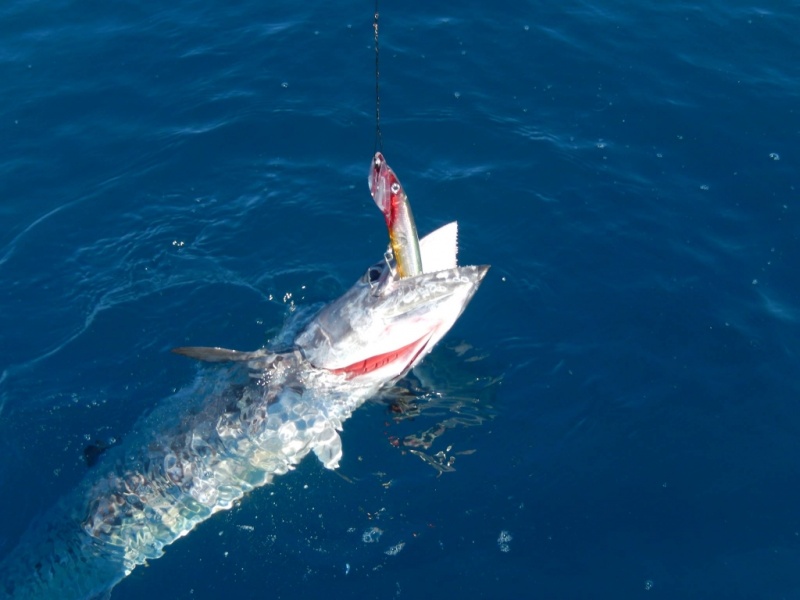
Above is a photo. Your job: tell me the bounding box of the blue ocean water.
[1,0,799,597]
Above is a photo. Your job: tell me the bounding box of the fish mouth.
[376,265,489,317]
[328,332,433,379]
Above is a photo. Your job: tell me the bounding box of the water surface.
[1,1,799,598]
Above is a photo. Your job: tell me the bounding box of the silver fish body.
[0,220,487,599]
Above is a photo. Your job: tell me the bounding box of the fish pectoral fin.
[313,425,343,470]
[172,346,266,362]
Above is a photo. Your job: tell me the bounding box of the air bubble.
[497,530,512,552]
[362,527,383,543]
[384,542,405,556]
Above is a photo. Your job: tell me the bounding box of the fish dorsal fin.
[172,346,268,363]
[419,221,458,273]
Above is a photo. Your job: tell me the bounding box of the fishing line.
[373,0,383,152]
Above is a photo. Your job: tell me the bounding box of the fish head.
[295,222,488,383]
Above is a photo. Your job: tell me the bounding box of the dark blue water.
[2,1,799,598]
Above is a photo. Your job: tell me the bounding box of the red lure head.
[369,151,402,229]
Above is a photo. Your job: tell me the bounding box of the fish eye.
[363,262,385,286]
[390,182,400,193]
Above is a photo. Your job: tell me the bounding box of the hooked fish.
[0,167,488,600]
[369,152,423,279]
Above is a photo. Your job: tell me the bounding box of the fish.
[369,152,424,279]
[0,177,489,599]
